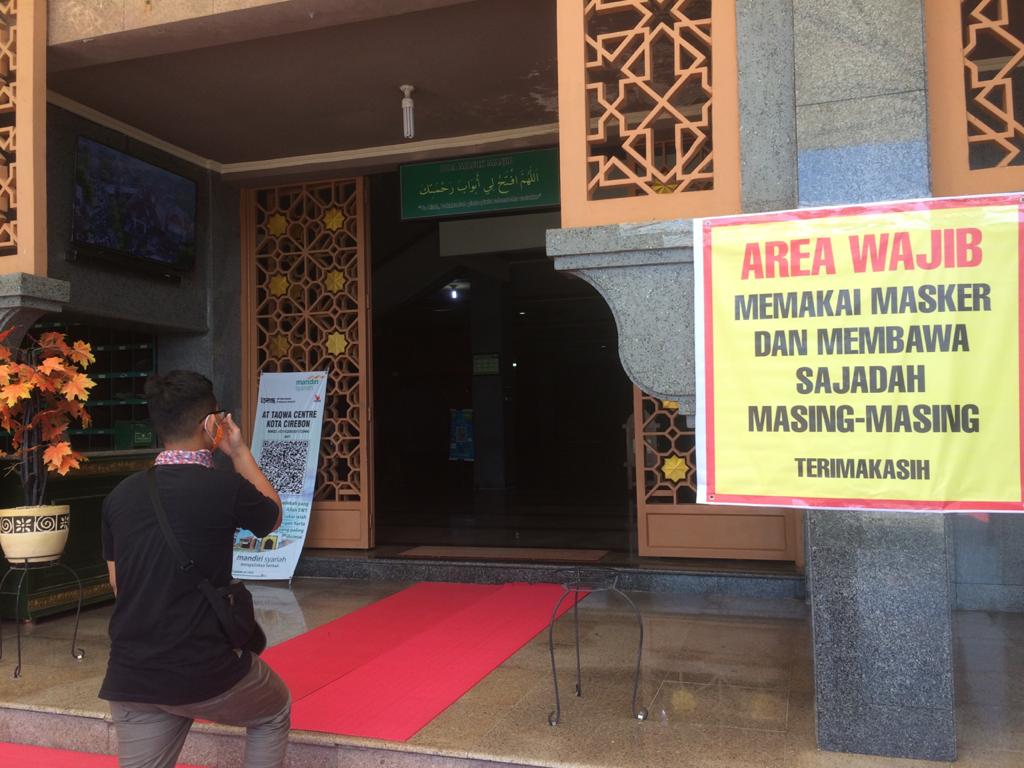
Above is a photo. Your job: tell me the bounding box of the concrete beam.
[48,0,476,71]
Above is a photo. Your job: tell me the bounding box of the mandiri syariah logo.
[295,373,327,392]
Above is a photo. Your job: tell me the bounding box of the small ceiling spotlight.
[446,279,469,301]
[400,84,415,140]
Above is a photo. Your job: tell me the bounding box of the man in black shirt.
[101,371,290,768]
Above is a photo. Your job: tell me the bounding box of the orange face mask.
[206,415,225,450]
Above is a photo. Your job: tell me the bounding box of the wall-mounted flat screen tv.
[71,137,197,272]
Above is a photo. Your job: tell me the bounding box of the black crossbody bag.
[146,468,267,655]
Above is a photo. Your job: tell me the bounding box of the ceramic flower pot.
[0,505,71,564]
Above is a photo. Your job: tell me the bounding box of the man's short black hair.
[144,370,217,443]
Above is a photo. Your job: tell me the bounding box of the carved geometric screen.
[585,0,714,199]
[0,1,18,254]
[631,387,801,563]
[961,0,1024,169]
[636,390,697,505]
[252,180,367,505]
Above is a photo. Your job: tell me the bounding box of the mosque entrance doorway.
[370,172,633,552]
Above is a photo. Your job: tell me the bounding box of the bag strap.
[146,467,203,578]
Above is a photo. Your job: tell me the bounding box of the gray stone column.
[0,272,71,347]
[546,220,695,409]
[548,0,953,760]
[807,514,957,759]
[808,511,955,761]
[793,1,956,761]
[794,0,930,206]
[736,0,798,214]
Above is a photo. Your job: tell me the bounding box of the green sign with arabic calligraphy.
[400,148,559,220]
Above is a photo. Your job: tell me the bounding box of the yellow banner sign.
[694,195,1023,511]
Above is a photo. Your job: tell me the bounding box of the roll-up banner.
[232,371,328,579]
[694,194,1024,512]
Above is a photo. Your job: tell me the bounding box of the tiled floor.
[0,578,1021,767]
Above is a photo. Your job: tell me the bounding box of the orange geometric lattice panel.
[0,218,15,252]
[0,14,14,116]
[0,4,15,256]
[0,128,17,216]
[962,0,1024,168]
[253,180,365,504]
[637,391,697,505]
[585,0,714,198]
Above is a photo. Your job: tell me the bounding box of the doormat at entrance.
[397,545,609,563]
[262,581,584,741]
[0,743,203,767]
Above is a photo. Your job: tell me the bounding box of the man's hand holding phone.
[215,413,283,529]
[215,413,247,460]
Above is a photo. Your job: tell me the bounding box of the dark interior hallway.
[370,172,634,550]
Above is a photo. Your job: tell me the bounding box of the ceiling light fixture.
[400,85,415,140]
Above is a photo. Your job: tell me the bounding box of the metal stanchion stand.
[0,559,85,678]
[547,566,648,725]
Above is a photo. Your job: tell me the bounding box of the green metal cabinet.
[0,450,156,621]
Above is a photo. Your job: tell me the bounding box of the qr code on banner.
[258,440,309,496]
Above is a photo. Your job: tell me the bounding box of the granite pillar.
[548,0,955,760]
[546,219,695,409]
[793,1,957,760]
[0,272,71,347]
[808,510,956,761]
[793,0,930,206]
[736,0,797,214]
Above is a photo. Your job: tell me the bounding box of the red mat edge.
[0,742,203,768]
[286,582,586,741]
[262,582,502,701]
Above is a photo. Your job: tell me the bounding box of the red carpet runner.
[0,743,201,767]
[262,582,580,741]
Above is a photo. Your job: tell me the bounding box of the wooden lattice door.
[241,178,373,549]
[632,388,802,564]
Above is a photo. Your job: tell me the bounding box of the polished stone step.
[0,705,535,768]
[296,550,807,603]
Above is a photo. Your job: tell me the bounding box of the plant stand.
[547,566,648,725]
[0,559,85,678]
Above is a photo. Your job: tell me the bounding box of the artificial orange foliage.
[54,453,82,475]
[0,329,94,496]
[62,400,91,428]
[1,381,32,407]
[42,441,72,468]
[62,372,95,402]
[69,340,96,367]
[37,332,71,357]
[39,414,69,442]
[38,356,65,375]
